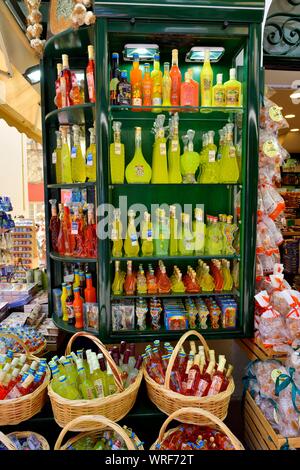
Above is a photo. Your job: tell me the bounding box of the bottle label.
[229,146,236,158]
[186,369,197,390]
[160,143,167,155]
[263,139,279,158]
[74,305,82,319]
[118,84,131,105]
[226,87,239,106]
[52,152,57,164]
[214,90,225,105]
[94,378,104,398]
[60,77,67,107]
[196,378,209,397]
[66,303,74,319]
[114,143,121,155]
[208,150,216,162]
[71,147,77,159]
[84,387,95,400]
[143,83,152,102]
[87,71,95,102]
[207,375,223,395]
[269,105,282,123]
[110,77,119,95]
[71,222,78,235]
[86,152,93,166]
[130,234,138,246]
[134,165,144,177]
[132,97,142,106]
[171,140,178,152]
[203,78,212,91]
[152,97,162,106]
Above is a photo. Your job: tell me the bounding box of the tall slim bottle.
[178,213,194,256]
[142,63,152,108]
[110,52,120,105]
[170,49,181,108]
[85,127,96,182]
[61,54,73,107]
[110,121,125,184]
[151,53,162,112]
[162,62,172,107]
[124,210,139,257]
[53,130,62,184]
[125,127,152,183]
[111,208,123,257]
[71,125,86,183]
[86,45,96,103]
[84,273,96,303]
[61,127,72,184]
[130,53,143,108]
[54,63,62,109]
[49,199,60,252]
[141,211,153,256]
[193,208,206,255]
[169,205,179,256]
[168,114,182,183]
[151,114,168,184]
[200,50,213,107]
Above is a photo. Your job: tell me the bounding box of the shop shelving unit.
[41,0,264,342]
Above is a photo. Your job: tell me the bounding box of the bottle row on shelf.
[110,49,242,108]
[111,207,239,258]
[49,200,97,258]
[52,125,96,184]
[112,294,238,332]
[110,117,241,185]
[143,341,233,397]
[49,344,141,400]
[0,355,47,400]
[112,259,239,296]
[54,46,95,108]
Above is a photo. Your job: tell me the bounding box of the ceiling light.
[185,47,225,62]
[23,65,41,85]
[290,128,299,132]
[123,44,159,61]
[285,114,296,119]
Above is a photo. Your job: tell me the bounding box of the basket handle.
[54,415,136,450]
[164,330,210,390]
[0,331,30,356]
[65,332,124,392]
[0,431,17,450]
[156,407,243,450]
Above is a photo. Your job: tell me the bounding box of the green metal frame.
[41,2,263,343]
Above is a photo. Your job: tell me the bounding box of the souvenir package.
[163,299,188,330]
[111,300,135,331]
[254,291,289,347]
[84,303,99,332]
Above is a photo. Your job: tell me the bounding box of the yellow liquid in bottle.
[125,127,152,183]
[61,130,72,184]
[168,138,182,183]
[110,121,125,184]
[71,125,86,183]
[201,50,213,107]
[141,212,154,256]
[162,62,171,107]
[169,206,178,256]
[111,209,123,257]
[151,135,169,183]
[86,128,96,182]
[124,210,140,257]
[151,54,162,112]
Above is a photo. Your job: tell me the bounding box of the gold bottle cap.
[62,54,69,68]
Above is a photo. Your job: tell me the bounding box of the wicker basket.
[144,330,235,423]
[7,431,50,450]
[0,332,50,426]
[151,407,244,450]
[48,332,142,429]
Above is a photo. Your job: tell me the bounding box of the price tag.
[86,152,93,166]
[147,229,153,241]
[208,150,216,162]
[114,143,121,155]
[130,234,138,246]
[171,140,178,152]
[52,152,57,164]
[160,143,167,155]
[71,222,78,235]
[71,147,77,159]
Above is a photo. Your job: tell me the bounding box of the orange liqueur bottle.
[170,49,181,107]
[86,45,96,103]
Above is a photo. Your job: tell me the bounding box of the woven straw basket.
[0,431,50,450]
[54,414,144,450]
[144,330,235,423]
[0,332,50,426]
[48,332,142,429]
[150,407,244,450]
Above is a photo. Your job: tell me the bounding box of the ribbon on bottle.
[275,367,300,414]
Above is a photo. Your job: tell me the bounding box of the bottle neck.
[172,51,178,67]
[135,130,142,149]
[114,130,121,143]
[154,60,160,71]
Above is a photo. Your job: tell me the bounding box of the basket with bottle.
[48,332,143,429]
[150,407,244,450]
[143,330,234,423]
[0,332,50,425]
[54,415,144,450]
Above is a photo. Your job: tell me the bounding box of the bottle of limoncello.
[180,130,200,184]
[86,127,96,182]
[168,114,182,183]
[125,127,152,183]
[53,130,62,184]
[200,49,213,107]
[112,260,125,295]
[151,53,162,112]
[71,125,86,183]
[219,123,239,183]
[61,127,72,183]
[111,208,123,257]
[151,114,168,183]
[169,205,179,255]
[153,208,170,256]
[178,213,194,256]
[193,207,206,255]
[141,211,154,256]
[110,121,125,184]
[124,209,140,257]
[199,130,219,184]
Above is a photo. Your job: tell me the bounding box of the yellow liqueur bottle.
[178,213,194,256]
[61,127,72,184]
[141,211,154,256]
[169,205,179,256]
[162,62,172,107]
[125,127,152,183]
[168,114,182,183]
[219,123,239,183]
[53,130,62,184]
[199,130,219,184]
[212,73,225,107]
[224,68,242,107]
[110,121,125,184]
[85,127,96,182]
[71,125,86,183]
[200,50,213,107]
[151,53,162,112]
[151,114,168,184]
[180,130,200,184]
[124,209,140,257]
[193,207,206,255]
[112,260,125,295]
[111,208,123,257]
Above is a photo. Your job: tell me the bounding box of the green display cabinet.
[41,0,264,342]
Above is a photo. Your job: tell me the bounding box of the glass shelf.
[48,182,96,189]
[52,312,91,335]
[110,105,243,120]
[45,103,95,126]
[109,183,241,189]
[111,290,239,299]
[50,252,97,263]
[111,254,240,262]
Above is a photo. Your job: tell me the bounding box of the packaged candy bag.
[262,216,283,246]
[255,291,289,347]
[260,98,289,132]
[286,296,300,340]
[260,183,285,221]
[255,394,279,431]
[251,359,287,399]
